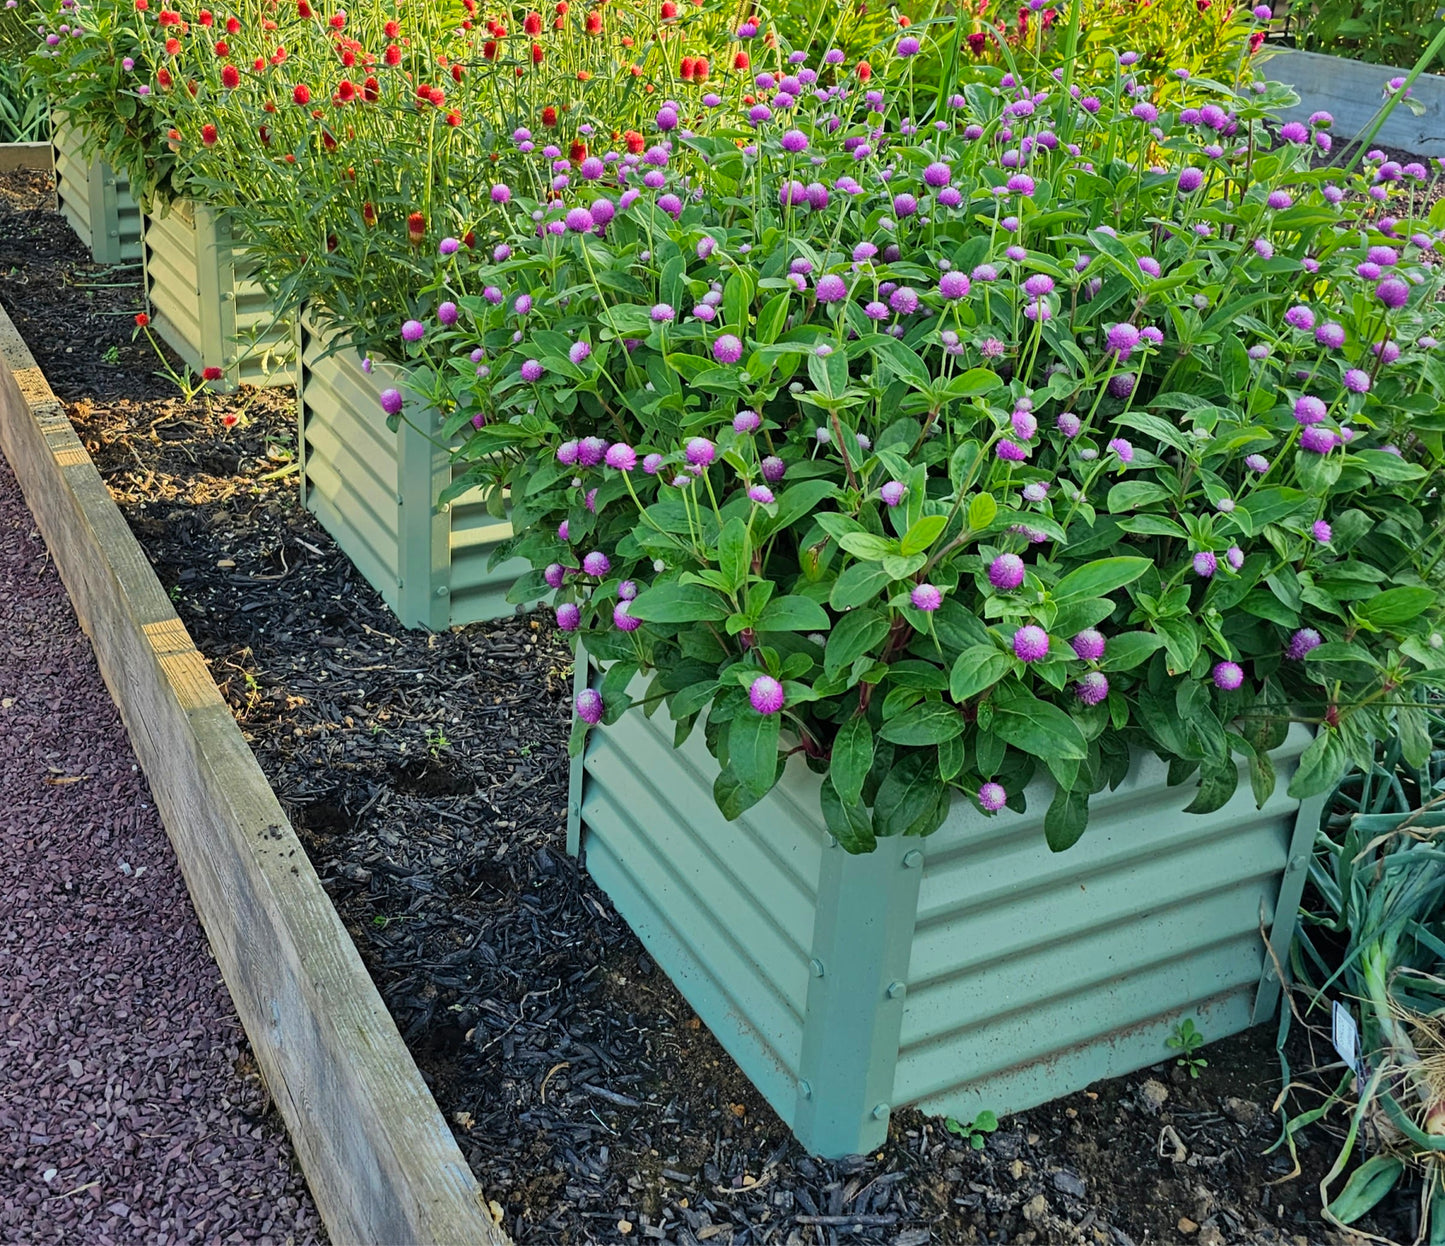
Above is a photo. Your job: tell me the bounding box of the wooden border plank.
[0,142,53,173]
[0,304,508,1246]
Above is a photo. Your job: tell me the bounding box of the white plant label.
[1332,1000,1363,1078]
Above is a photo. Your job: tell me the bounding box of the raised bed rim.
[0,142,54,172]
[0,301,509,1246]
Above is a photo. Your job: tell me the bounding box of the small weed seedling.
[426,728,451,757]
[101,344,120,364]
[944,1110,999,1150]
[1167,1019,1208,1079]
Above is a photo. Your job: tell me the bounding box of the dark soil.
[0,167,1417,1246]
[0,414,322,1242]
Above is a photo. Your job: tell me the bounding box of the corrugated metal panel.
[892,726,1314,1120]
[51,124,142,265]
[581,693,822,1119]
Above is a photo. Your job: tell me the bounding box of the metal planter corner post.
[295,312,530,629]
[142,199,294,391]
[51,122,143,266]
[573,690,1325,1158]
[1265,49,1445,158]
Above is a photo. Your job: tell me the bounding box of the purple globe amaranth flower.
[514,294,533,316]
[1178,167,1204,193]
[617,580,639,602]
[1245,453,1270,473]
[747,485,775,505]
[1072,629,1106,662]
[1316,322,1346,349]
[896,34,921,56]
[1022,274,1054,299]
[1076,671,1110,707]
[911,584,943,613]
[880,481,906,507]
[1300,426,1337,454]
[556,602,581,631]
[733,410,761,434]
[521,359,545,383]
[1343,369,1371,393]
[815,273,847,304]
[1227,546,1245,571]
[437,301,459,328]
[1287,628,1322,660]
[401,319,426,343]
[780,128,808,153]
[924,161,952,188]
[582,551,611,577]
[1056,412,1081,438]
[1266,190,1293,210]
[748,675,785,715]
[1013,625,1050,663]
[1108,374,1137,400]
[939,271,971,300]
[1293,395,1327,426]
[605,443,637,472]
[1283,305,1314,331]
[642,453,664,475]
[575,688,604,724]
[997,439,1029,462]
[557,440,580,466]
[1108,437,1135,464]
[1012,410,1038,441]
[686,437,716,467]
[544,563,567,590]
[1194,551,1218,578]
[989,554,1026,591]
[1107,323,1140,356]
[890,286,920,315]
[1376,278,1410,309]
[578,436,608,467]
[1212,661,1245,691]
[613,602,642,632]
[558,520,570,542]
[713,334,744,365]
[1312,519,1332,543]
[379,388,404,416]
[761,456,786,483]
[565,207,595,233]
[978,782,1008,812]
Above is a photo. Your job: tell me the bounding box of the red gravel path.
[0,452,324,1245]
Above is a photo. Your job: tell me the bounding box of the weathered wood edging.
[1265,47,1445,158]
[0,142,53,173]
[0,305,508,1246]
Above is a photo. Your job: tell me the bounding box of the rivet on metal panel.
[396,577,405,588]
[567,802,579,817]
[1288,854,1307,871]
[439,502,450,513]
[797,1080,812,1100]
[902,850,924,869]
[435,586,449,597]
[809,958,826,978]
[825,834,838,849]
[886,980,906,1000]
[396,493,405,505]
[871,1103,889,1121]
[224,354,238,365]
[220,291,235,302]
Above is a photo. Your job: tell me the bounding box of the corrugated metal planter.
[51,122,143,266]
[296,314,529,629]
[570,692,1324,1158]
[142,198,293,390]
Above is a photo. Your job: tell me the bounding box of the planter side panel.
[895,726,1315,1121]
[1265,49,1444,157]
[52,124,143,265]
[297,324,405,614]
[579,700,824,1124]
[446,481,531,626]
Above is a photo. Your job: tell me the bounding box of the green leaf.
[729,711,781,798]
[830,716,874,806]
[1099,631,1164,671]
[879,700,967,746]
[719,517,748,593]
[1327,1155,1405,1226]
[722,269,754,331]
[714,764,765,821]
[1356,586,1436,628]
[1044,785,1089,852]
[629,581,730,623]
[808,348,850,399]
[968,493,997,531]
[820,780,877,853]
[900,515,948,557]
[873,751,948,837]
[756,292,790,345]
[757,595,831,632]
[760,480,840,535]
[1155,617,1201,675]
[948,368,1004,398]
[990,685,1088,760]
[840,532,898,561]
[1053,556,1152,603]
[831,562,892,610]
[938,732,966,782]
[1247,744,1276,809]
[825,608,890,675]
[1184,761,1239,814]
[1287,729,1347,800]
[949,645,1011,702]
[1397,700,1432,769]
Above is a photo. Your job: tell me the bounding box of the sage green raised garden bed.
[570,689,1324,1157]
[296,316,528,629]
[52,122,142,266]
[143,198,293,390]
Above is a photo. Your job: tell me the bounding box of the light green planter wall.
[51,123,142,266]
[295,315,529,630]
[571,688,1323,1158]
[143,199,293,390]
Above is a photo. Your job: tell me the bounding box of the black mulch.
[0,166,1418,1246]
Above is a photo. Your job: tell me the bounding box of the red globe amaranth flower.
[201,123,218,145]
[463,230,476,249]
[199,8,213,23]
[383,18,399,35]
[296,0,310,16]
[292,82,310,105]
[693,56,708,80]
[523,10,542,33]
[214,39,228,55]
[202,366,224,380]
[451,62,463,82]
[967,31,986,54]
[271,45,287,63]
[407,211,426,243]
[311,108,324,119]
[575,69,590,81]
[384,44,401,65]
[584,10,601,33]
[733,51,748,69]
[262,99,275,112]
[482,40,497,58]
[898,12,911,23]
[165,36,181,55]
[362,201,376,226]
[680,55,695,79]
[569,139,587,162]
[225,15,239,33]
[624,128,644,153]
[157,68,173,88]
[220,413,239,428]
[541,105,558,126]
[252,56,265,70]
[660,0,677,17]
[329,12,344,28]
[336,78,356,102]
[158,9,180,24]
[1249,29,1265,51]
[326,234,337,250]
[857,60,871,80]
[556,1,568,12]
[445,110,460,126]
[339,48,355,66]
[221,62,239,87]
[284,152,296,163]
[258,123,270,144]
[135,0,148,11]
[362,75,379,101]
[532,41,544,64]
[187,80,199,97]
[134,312,149,327]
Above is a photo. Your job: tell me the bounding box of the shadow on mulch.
[0,166,1420,1246]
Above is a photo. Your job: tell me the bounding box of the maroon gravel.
[0,453,323,1245]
